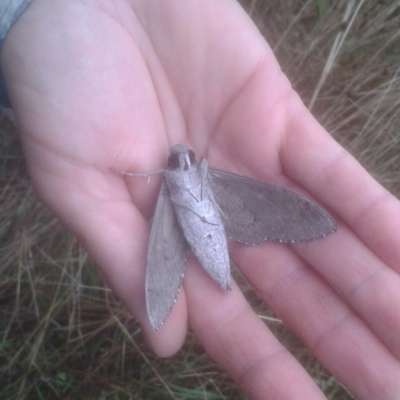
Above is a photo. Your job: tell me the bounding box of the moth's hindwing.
[208,168,336,244]
[145,180,188,330]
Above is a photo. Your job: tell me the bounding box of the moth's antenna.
[110,168,164,183]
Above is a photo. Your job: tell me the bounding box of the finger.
[232,241,400,399]
[280,96,400,358]
[282,95,400,273]
[296,222,400,358]
[183,259,327,400]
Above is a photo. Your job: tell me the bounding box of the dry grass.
[252,0,400,195]
[1,1,400,399]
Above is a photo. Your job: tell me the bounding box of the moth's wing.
[145,180,189,330]
[209,168,336,244]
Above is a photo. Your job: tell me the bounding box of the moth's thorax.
[164,161,207,198]
[164,159,219,227]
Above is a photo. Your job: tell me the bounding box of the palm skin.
[2,0,400,399]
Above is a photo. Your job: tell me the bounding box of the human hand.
[2,0,400,399]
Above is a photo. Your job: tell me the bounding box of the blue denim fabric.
[0,0,33,108]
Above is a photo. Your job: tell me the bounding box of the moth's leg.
[199,159,227,217]
[198,158,209,201]
[212,195,227,220]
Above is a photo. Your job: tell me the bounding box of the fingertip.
[142,290,188,358]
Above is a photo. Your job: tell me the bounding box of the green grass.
[1,1,400,399]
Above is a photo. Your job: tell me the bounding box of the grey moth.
[119,144,336,329]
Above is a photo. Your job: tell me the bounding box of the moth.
[118,144,336,329]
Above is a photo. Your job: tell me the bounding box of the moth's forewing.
[209,168,336,244]
[164,158,231,292]
[145,181,188,330]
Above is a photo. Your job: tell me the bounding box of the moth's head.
[167,144,196,171]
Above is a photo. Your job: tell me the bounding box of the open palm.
[3,1,400,399]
